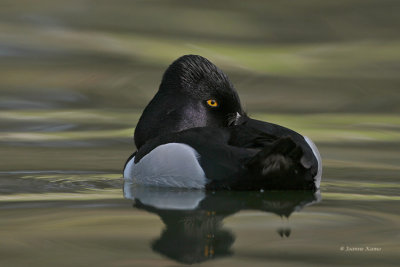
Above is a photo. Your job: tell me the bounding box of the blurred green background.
[1,0,400,111]
[0,0,399,172]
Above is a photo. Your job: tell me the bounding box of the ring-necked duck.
[124,55,322,190]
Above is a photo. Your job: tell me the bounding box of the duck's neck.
[134,92,207,149]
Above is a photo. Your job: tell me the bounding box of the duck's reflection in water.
[124,182,321,264]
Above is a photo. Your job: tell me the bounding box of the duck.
[124,55,322,191]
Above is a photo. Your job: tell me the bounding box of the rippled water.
[1,111,399,266]
[1,0,400,266]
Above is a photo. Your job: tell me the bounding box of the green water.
[1,0,399,266]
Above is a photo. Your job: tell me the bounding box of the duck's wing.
[232,118,320,179]
[207,134,316,191]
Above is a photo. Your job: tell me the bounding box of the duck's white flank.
[123,143,207,189]
[304,136,322,188]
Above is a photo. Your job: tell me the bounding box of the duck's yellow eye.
[206,99,219,107]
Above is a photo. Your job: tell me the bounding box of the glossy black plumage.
[124,55,321,190]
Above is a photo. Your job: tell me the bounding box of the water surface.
[1,110,399,266]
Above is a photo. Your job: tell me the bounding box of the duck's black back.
[134,122,318,191]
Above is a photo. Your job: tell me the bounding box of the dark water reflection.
[124,183,320,264]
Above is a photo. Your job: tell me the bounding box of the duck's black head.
[134,55,244,149]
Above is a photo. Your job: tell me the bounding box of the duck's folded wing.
[234,118,320,179]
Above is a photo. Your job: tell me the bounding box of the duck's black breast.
[133,127,256,182]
